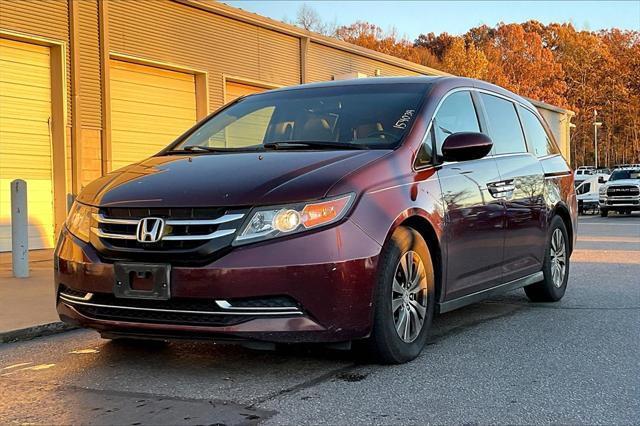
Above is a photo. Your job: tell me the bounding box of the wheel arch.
[394,213,444,304]
[552,203,574,255]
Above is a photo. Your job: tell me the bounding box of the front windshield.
[171,83,429,151]
[609,169,640,181]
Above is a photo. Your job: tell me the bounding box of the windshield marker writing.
[394,109,415,129]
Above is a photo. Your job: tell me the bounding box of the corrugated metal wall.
[77,0,101,129]
[77,0,103,186]
[538,107,571,163]
[108,0,300,111]
[307,42,420,82]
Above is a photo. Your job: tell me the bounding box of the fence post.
[11,179,29,278]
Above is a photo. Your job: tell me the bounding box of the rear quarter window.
[480,93,527,155]
[520,107,559,157]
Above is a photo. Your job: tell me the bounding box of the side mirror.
[441,132,493,162]
[598,176,605,184]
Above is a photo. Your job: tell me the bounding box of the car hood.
[606,179,640,187]
[77,150,390,207]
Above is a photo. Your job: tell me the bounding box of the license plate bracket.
[113,263,171,300]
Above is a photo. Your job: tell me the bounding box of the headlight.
[599,187,607,195]
[65,202,93,242]
[234,193,354,245]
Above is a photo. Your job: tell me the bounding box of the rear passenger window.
[433,91,480,154]
[520,107,559,157]
[577,182,591,195]
[480,93,527,155]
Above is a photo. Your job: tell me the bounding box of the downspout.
[68,0,81,194]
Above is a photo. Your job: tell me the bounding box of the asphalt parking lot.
[1,214,639,425]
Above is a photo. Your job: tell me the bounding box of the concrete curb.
[0,322,77,344]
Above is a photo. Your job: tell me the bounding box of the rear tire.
[600,208,608,217]
[524,216,569,302]
[360,227,435,364]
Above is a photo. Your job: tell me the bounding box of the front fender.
[349,172,444,248]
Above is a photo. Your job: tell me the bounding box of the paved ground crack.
[245,363,356,408]
[482,301,639,310]
[430,306,526,343]
[0,376,275,425]
[250,306,531,408]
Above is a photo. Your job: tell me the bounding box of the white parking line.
[580,222,640,226]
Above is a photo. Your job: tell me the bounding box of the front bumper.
[55,219,382,343]
[599,196,640,208]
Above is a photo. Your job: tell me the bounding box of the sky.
[224,1,640,39]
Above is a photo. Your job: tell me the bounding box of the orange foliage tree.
[308,8,639,166]
[336,22,440,68]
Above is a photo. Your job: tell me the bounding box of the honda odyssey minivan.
[55,76,577,363]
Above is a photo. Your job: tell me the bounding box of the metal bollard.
[67,193,75,212]
[11,179,29,278]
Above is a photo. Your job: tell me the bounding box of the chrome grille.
[607,186,640,197]
[92,213,243,241]
[90,207,248,263]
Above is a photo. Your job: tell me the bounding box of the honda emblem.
[136,217,165,243]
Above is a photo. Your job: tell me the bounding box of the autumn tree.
[440,38,488,79]
[527,23,639,166]
[464,24,495,48]
[286,3,639,165]
[598,29,640,165]
[335,21,431,66]
[290,3,336,36]
[482,24,567,105]
[414,32,456,61]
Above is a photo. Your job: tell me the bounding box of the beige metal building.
[0,0,574,251]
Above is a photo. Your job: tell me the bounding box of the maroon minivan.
[56,77,577,363]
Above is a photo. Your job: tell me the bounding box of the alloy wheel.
[549,228,567,288]
[392,251,428,343]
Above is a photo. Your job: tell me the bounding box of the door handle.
[487,180,515,198]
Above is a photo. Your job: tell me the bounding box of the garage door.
[225,80,267,103]
[223,81,273,148]
[110,60,197,171]
[0,38,54,251]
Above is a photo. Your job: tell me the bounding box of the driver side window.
[433,91,481,155]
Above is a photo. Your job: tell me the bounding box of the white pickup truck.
[576,175,607,214]
[574,166,597,186]
[598,168,640,216]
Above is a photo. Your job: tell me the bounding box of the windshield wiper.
[163,146,220,154]
[263,141,370,150]
[183,145,220,152]
[163,145,256,154]
[163,141,372,155]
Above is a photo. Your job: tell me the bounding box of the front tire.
[361,227,435,364]
[600,208,608,217]
[524,216,569,302]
